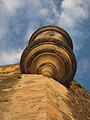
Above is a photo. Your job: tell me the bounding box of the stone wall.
[0,64,90,120]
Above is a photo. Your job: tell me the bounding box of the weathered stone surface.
[0,64,90,120]
[20,26,77,85]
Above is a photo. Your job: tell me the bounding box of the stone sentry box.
[20,26,77,86]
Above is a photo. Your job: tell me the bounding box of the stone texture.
[0,64,90,120]
[20,26,77,85]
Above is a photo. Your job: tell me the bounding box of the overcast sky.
[0,0,90,91]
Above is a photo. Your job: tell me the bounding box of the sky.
[0,0,90,91]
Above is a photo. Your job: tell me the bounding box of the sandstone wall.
[0,65,90,120]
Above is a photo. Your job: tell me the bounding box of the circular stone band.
[29,25,73,49]
[20,41,76,84]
